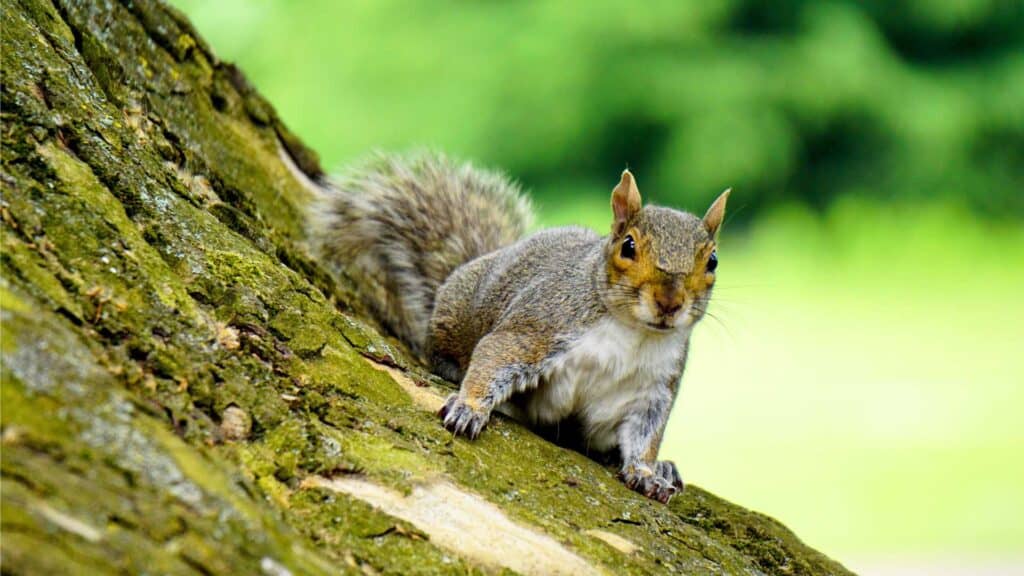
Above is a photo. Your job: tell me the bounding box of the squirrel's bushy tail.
[306,152,533,355]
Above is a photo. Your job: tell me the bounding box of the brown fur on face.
[604,171,728,330]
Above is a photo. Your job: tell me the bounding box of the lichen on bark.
[1,1,853,574]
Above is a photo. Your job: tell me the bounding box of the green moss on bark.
[1,1,852,574]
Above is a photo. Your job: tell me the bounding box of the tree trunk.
[0,1,853,574]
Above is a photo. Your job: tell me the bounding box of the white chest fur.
[521,318,689,452]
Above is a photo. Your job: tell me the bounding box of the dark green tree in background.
[175,0,1024,218]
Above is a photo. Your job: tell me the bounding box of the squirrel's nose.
[654,294,682,317]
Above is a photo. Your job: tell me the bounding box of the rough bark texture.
[0,1,854,574]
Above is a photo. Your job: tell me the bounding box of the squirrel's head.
[603,169,730,333]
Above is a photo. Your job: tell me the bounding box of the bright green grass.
[542,195,1024,562]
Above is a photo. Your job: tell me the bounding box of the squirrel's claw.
[621,460,685,504]
[439,394,490,439]
[655,460,685,491]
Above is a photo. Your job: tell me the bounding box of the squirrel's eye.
[620,235,636,260]
[707,250,718,272]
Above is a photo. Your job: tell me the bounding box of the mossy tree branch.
[1,1,852,574]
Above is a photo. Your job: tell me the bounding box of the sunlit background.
[173,1,1024,573]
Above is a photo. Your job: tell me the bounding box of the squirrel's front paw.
[439,394,490,439]
[620,460,684,504]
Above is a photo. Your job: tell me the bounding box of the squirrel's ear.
[702,188,731,238]
[611,169,642,236]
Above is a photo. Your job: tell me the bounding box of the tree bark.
[0,1,853,574]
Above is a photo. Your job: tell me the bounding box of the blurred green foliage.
[175,0,1023,218]
[172,1,1024,566]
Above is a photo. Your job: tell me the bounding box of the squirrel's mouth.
[645,320,676,332]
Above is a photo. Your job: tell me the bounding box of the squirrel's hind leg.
[430,354,465,384]
[439,331,548,439]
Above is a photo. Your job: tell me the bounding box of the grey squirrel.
[307,152,729,503]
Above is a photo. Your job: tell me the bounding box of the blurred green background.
[173,1,1023,572]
